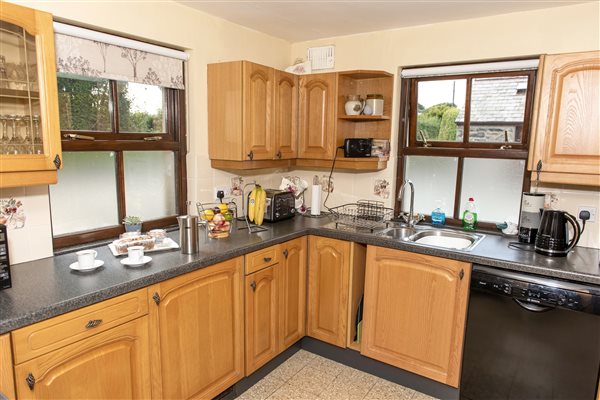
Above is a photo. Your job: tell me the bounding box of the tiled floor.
[237,350,439,400]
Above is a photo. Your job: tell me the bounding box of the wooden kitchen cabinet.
[528,51,600,186]
[208,61,294,170]
[279,237,307,349]
[147,257,244,400]
[0,2,62,188]
[0,334,15,400]
[245,265,279,374]
[307,236,350,348]
[244,237,307,374]
[9,289,150,400]
[14,317,151,399]
[274,70,299,160]
[361,246,470,388]
[298,73,338,160]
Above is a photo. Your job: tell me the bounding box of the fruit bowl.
[206,211,234,239]
[196,201,236,239]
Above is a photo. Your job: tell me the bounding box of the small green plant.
[122,216,142,225]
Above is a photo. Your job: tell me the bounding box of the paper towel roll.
[310,184,321,216]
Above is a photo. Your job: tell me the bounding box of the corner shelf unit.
[336,70,394,146]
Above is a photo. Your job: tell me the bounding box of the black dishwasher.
[460,265,600,400]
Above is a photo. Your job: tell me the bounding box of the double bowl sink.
[377,224,485,251]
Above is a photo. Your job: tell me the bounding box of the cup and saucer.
[70,250,104,272]
[121,246,152,267]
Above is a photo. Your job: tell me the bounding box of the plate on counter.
[108,237,179,257]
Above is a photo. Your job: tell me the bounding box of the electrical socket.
[577,206,597,223]
[214,186,231,199]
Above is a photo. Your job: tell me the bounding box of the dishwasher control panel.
[471,269,599,314]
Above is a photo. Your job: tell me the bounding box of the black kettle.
[535,210,581,257]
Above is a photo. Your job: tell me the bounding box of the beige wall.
[288,2,600,248]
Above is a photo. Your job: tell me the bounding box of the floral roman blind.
[54,33,184,89]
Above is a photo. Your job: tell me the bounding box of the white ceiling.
[178,0,589,42]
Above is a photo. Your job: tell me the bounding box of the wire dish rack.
[328,200,393,232]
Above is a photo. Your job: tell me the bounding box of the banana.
[255,187,266,225]
[247,187,257,222]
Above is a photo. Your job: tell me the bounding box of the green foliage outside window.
[57,76,164,133]
[417,102,459,141]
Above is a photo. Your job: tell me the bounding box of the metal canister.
[177,215,199,254]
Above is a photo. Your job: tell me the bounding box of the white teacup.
[77,250,97,269]
[127,246,145,263]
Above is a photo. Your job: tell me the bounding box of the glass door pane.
[0,20,42,155]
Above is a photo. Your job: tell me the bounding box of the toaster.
[263,189,296,222]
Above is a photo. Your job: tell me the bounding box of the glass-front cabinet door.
[0,2,61,188]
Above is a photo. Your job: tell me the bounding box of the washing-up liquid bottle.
[431,201,446,226]
[462,198,478,230]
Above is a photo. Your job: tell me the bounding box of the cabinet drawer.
[12,289,148,364]
[245,246,279,275]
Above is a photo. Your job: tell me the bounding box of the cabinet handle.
[53,154,62,169]
[276,150,282,159]
[247,150,254,160]
[85,319,103,329]
[263,257,272,262]
[536,159,543,183]
[152,292,161,305]
[283,249,289,258]
[459,269,465,280]
[26,373,35,390]
[250,281,257,291]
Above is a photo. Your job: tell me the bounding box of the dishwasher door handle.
[513,298,554,313]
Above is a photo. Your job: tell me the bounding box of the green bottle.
[462,197,478,230]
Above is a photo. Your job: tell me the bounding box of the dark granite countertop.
[1,216,599,334]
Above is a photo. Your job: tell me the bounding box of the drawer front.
[12,289,148,364]
[245,246,279,275]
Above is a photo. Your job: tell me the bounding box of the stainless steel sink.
[379,226,417,240]
[378,225,485,251]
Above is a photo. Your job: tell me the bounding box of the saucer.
[69,259,104,272]
[121,255,152,267]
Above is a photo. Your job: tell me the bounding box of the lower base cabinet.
[148,257,245,399]
[14,317,151,399]
[245,237,307,375]
[361,246,471,388]
[307,236,351,348]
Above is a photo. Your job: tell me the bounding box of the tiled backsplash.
[0,185,53,264]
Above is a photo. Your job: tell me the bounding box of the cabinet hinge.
[152,292,161,305]
[26,373,35,390]
[53,154,61,169]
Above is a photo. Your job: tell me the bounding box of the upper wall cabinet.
[208,61,295,170]
[0,2,62,188]
[528,51,600,186]
[298,72,337,160]
[274,70,298,160]
[208,60,394,172]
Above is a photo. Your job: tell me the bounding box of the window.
[50,76,186,248]
[397,63,536,226]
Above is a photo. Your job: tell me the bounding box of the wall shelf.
[338,115,390,121]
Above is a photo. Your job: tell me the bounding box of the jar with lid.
[365,94,384,116]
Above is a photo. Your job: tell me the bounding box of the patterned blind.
[54,33,184,89]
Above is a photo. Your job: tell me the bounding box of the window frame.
[395,66,537,229]
[53,78,187,249]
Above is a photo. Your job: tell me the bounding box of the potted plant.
[123,216,143,233]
